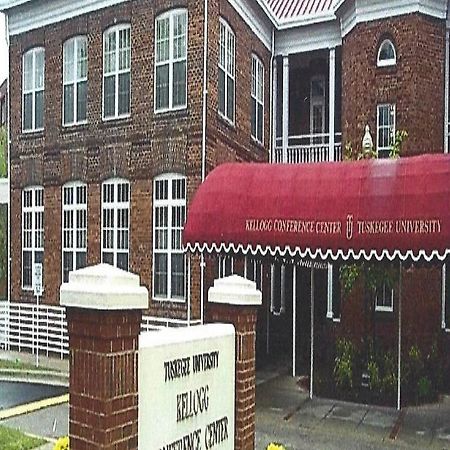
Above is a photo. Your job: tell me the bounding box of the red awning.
[183,154,450,262]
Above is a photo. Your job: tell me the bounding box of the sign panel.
[33,263,42,297]
[139,324,235,450]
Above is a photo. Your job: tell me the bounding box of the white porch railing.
[0,301,201,357]
[274,133,342,163]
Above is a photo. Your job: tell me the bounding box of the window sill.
[20,129,44,140]
[61,122,89,134]
[375,306,393,313]
[153,108,189,120]
[100,115,132,128]
[152,296,186,304]
[218,113,236,131]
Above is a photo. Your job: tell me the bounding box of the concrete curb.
[0,369,69,387]
[0,393,69,420]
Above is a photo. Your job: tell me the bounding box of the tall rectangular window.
[62,182,87,283]
[103,24,131,119]
[375,283,394,312]
[102,179,129,270]
[22,186,44,289]
[377,103,395,158]
[155,9,188,112]
[218,18,235,123]
[63,36,88,125]
[245,257,262,290]
[153,174,186,301]
[327,264,341,320]
[251,55,264,143]
[23,47,44,132]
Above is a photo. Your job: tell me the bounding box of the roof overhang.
[184,154,450,263]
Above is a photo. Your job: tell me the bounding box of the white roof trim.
[185,242,450,263]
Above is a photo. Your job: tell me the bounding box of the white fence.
[0,301,199,358]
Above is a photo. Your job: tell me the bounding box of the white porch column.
[272,58,278,163]
[282,55,290,163]
[328,47,336,162]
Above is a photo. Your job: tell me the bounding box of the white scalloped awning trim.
[184,242,450,263]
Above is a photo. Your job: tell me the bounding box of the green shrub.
[417,377,432,403]
[367,360,380,391]
[334,338,355,390]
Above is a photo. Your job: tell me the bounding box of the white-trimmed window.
[251,54,264,143]
[443,265,450,331]
[62,182,87,283]
[218,255,234,278]
[63,36,88,126]
[153,174,186,301]
[218,18,235,123]
[155,9,188,112]
[22,186,44,289]
[377,103,395,158]
[103,24,131,119]
[23,47,44,132]
[102,178,129,270]
[377,39,396,67]
[375,283,394,312]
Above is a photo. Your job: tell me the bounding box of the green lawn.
[0,425,46,450]
[0,359,53,371]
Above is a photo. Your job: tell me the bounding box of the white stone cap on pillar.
[208,275,262,306]
[60,263,148,310]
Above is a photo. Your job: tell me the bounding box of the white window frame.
[63,36,88,127]
[218,18,235,124]
[153,173,187,302]
[251,54,264,144]
[22,47,45,133]
[218,255,234,278]
[244,256,262,290]
[102,24,131,120]
[154,9,188,113]
[62,182,87,283]
[377,39,396,67]
[443,265,450,331]
[326,264,341,322]
[377,103,396,156]
[22,186,44,290]
[101,178,130,270]
[375,283,394,312]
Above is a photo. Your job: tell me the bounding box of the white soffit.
[275,19,341,55]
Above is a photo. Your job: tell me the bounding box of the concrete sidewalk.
[255,375,450,449]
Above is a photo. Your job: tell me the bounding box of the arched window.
[377,39,396,67]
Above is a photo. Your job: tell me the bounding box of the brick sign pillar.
[207,275,262,450]
[60,264,148,450]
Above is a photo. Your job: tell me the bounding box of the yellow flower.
[267,444,285,450]
[53,436,69,450]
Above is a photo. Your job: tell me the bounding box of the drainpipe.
[5,13,10,348]
[200,0,208,323]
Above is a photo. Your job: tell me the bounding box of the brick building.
[0,79,6,128]
[1,0,449,396]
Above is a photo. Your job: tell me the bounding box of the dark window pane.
[104,76,115,117]
[171,254,185,299]
[173,61,186,107]
[102,252,113,266]
[154,254,168,297]
[23,251,32,287]
[35,91,44,129]
[117,252,128,271]
[118,72,130,115]
[63,251,73,283]
[64,85,74,124]
[251,98,256,138]
[76,251,86,270]
[332,265,341,319]
[218,68,225,115]
[77,81,87,122]
[23,93,33,130]
[226,76,234,121]
[156,65,169,110]
[257,103,263,142]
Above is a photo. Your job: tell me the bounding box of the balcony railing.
[274,133,342,164]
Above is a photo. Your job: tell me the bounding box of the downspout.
[200,0,208,324]
[5,13,10,349]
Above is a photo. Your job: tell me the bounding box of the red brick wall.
[342,13,446,156]
[8,0,271,319]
